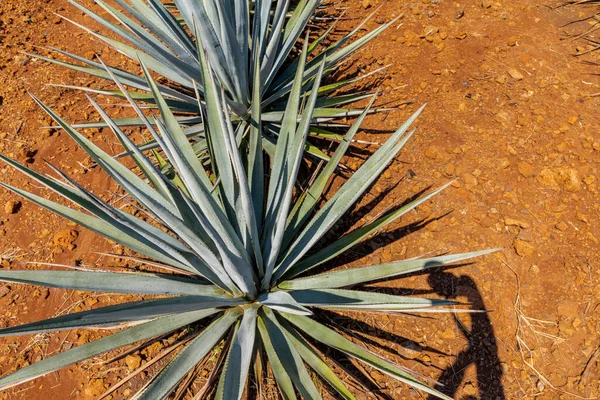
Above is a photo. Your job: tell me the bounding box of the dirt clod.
[52,229,78,250]
[4,200,21,215]
[83,379,105,398]
[125,354,142,371]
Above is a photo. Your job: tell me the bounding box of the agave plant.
[34,0,396,161]
[0,39,494,399]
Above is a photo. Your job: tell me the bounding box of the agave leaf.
[263,0,319,90]
[262,42,326,286]
[264,15,401,108]
[67,0,197,73]
[0,309,220,391]
[257,314,296,399]
[282,313,453,400]
[30,94,182,218]
[274,105,427,282]
[279,250,500,290]
[0,181,198,276]
[257,291,312,316]
[258,308,322,399]
[215,305,258,400]
[59,14,195,88]
[138,308,242,400]
[196,37,262,268]
[138,62,257,296]
[0,270,222,296]
[112,0,196,57]
[85,93,174,203]
[0,154,189,255]
[278,318,356,400]
[0,297,243,339]
[36,48,197,102]
[286,289,457,310]
[285,182,453,279]
[283,96,376,246]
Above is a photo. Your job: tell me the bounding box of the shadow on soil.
[427,271,506,400]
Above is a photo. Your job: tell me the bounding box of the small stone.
[583,175,595,185]
[507,67,524,80]
[576,213,589,224]
[517,162,534,178]
[440,328,456,339]
[514,239,534,257]
[568,115,578,125]
[0,285,10,298]
[4,200,21,214]
[496,74,507,84]
[463,173,478,188]
[361,0,372,8]
[398,341,422,359]
[555,222,568,231]
[13,55,29,66]
[529,265,540,275]
[125,354,142,371]
[507,36,517,46]
[504,218,530,229]
[455,8,465,19]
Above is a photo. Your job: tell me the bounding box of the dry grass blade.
[99,336,192,400]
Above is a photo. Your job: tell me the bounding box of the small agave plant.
[35,0,397,161]
[0,38,494,399]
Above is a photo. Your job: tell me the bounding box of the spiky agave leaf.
[0,48,497,399]
[35,0,398,162]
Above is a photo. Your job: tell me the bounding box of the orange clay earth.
[1,0,600,399]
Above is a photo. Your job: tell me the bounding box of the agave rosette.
[35,0,397,162]
[0,38,495,399]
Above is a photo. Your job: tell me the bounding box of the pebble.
[398,341,422,359]
[4,200,21,214]
[0,285,10,298]
[507,36,517,47]
[504,218,530,229]
[514,239,534,257]
[507,67,524,81]
[529,264,540,274]
[517,161,535,178]
[555,221,568,231]
[361,0,372,9]
[13,55,29,66]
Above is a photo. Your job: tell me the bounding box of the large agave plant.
[34,0,395,161]
[0,40,494,399]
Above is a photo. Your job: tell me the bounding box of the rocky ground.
[1,0,600,399]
